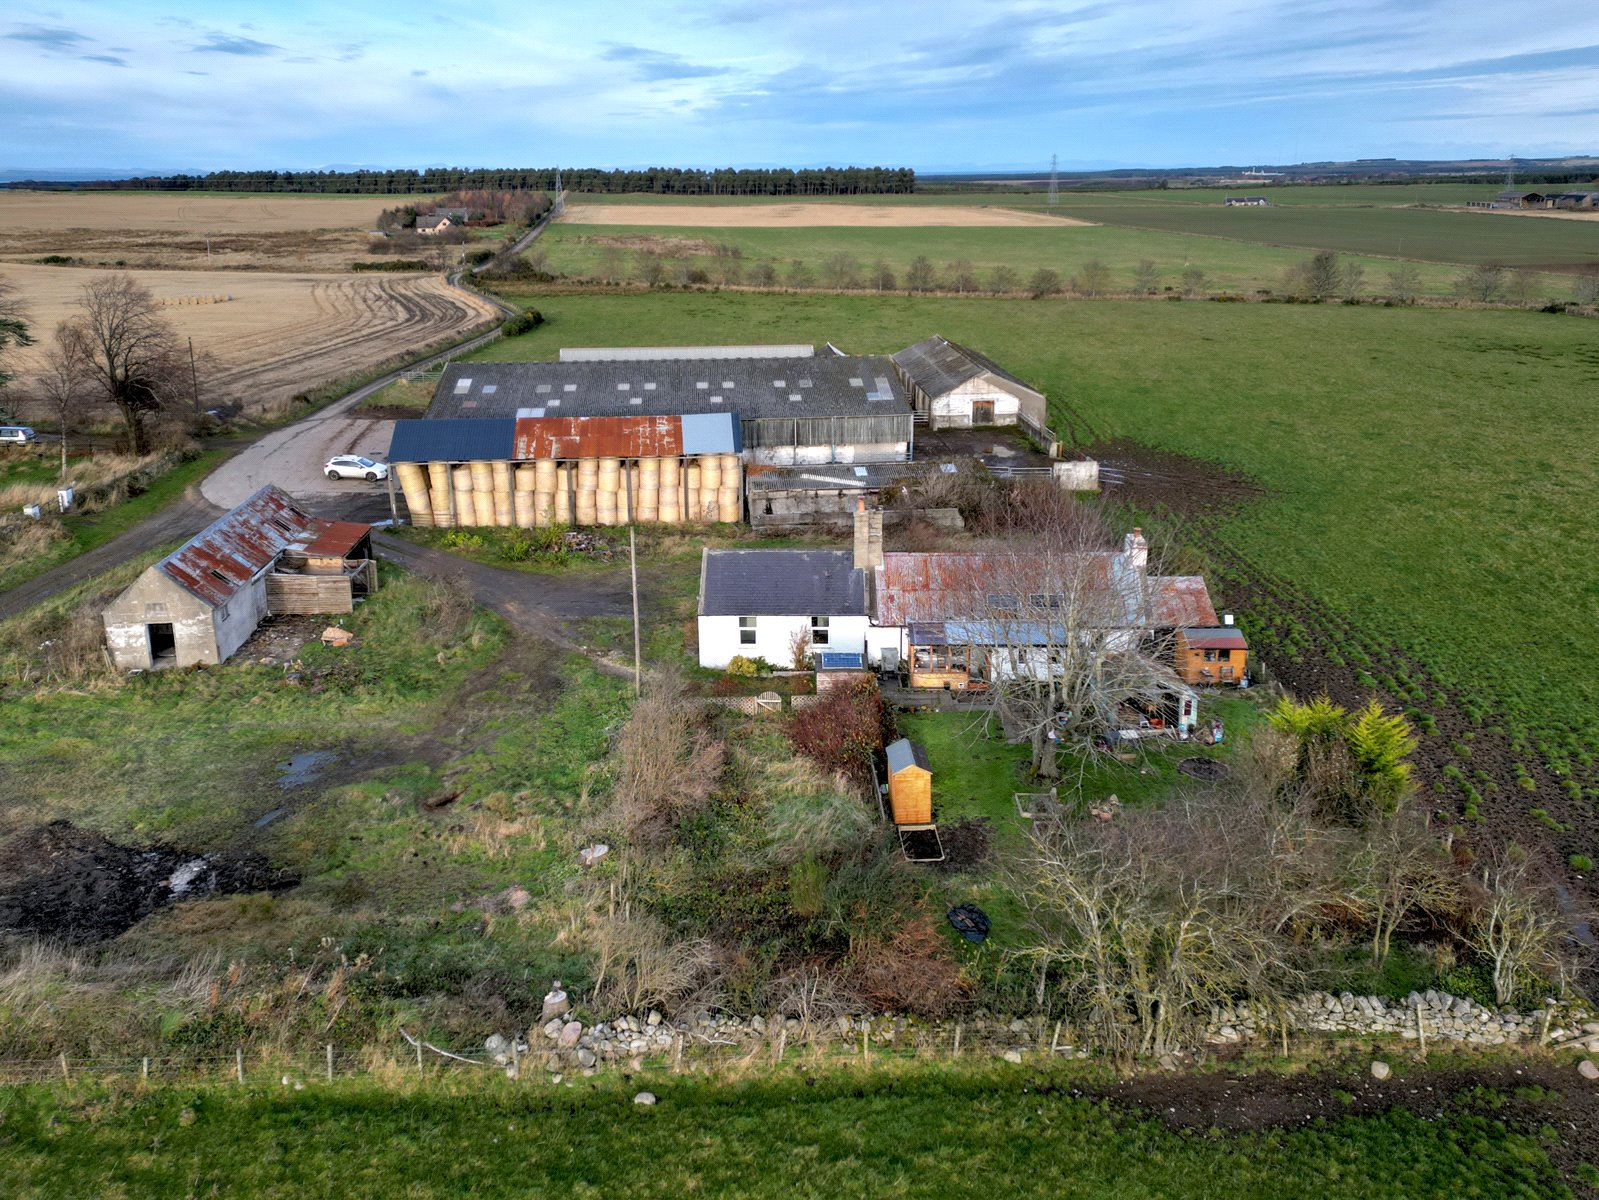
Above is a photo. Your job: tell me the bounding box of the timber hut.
[884,738,933,826]
[1175,623,1250,686]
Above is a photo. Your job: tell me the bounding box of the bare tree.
[1455,263,1507,303]
[905,256,936,293]
[634,251,668,288]
[1574,270,1599,307]
[750,260,778,288]
[40,323,92,480]
[0,274,34,406]
[714,254,743,287]
[988,265,1019,295]
[1503,269,1537,304]
[1132,260,1159,295]
[595,244,625,284]
[1074,259,1112,297]
[56,274,186,454]
[1028,267,1062,298]
[784,259,815,290]
[1288,251,1344,301]
[945,259,979,294]
[820,252,861,290]
[1346,809,1459,968]
[1386,262,1422,303]
[1341,259,1365,299]
[1179,266,1206,297]
[1468,848,1575,1005]
[868,260,897,292]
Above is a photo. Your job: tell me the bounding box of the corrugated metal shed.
[388,418,516,463]
[1150,576,1219,627]
[299,521,370,559]
[158,486,317,607]
[560,345,814,362]
[514,415,684,459]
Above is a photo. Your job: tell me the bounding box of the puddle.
[277,749,338,791]
[1553,882,1596,948]
[253,808,288,828]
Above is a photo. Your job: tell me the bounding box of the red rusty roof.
[300,520,369,559]
[157,486,367,607]
[874,550,1140,627]
[1181,627,1249,650]
[1149,575,1219,627]
[513,415,684,460]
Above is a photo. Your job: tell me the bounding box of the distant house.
[415,214,456,236]
[697,548,870,669]
[101,486,374,671]
[1223,196,1271,207]
[1548,191,1597,210]
[890,336,1050,438]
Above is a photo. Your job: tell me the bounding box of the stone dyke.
[479,989,1599,1078]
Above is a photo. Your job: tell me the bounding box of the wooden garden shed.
[885,738,933,826]
[1175,625,1249,686]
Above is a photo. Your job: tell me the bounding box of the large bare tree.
[40,322,92,480]
[56,274,186,454]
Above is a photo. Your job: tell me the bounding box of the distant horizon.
[5,3,1599,174]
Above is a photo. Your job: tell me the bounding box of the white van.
[0,426,37,445]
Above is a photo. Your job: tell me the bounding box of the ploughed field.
[0,262,500,417]
[473,290,1599,899]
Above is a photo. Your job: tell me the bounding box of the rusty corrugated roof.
[513,415,685,459]
[300,521,370,559]
[158,485,317,607]
[874,551,1137,627]
[1149,575,1219,628]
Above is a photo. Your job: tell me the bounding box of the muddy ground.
[0,821,295,943]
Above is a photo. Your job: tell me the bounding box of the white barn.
[891,336,1049,436]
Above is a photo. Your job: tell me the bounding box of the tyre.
[326,469,341,480]
[365,471,379,481]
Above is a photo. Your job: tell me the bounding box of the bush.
[725,655,772,677]
[352,260,429,272]
[1570,854,1594,871]
[500,308,544,337]
[789,678,886,786]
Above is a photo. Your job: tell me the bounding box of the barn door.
[972,400,995,425]
[147,623,176,663]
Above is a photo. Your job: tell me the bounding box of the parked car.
[0,426,37,445]
[324,454,388,481]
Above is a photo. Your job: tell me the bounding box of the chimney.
[1122,526,1148,574]
[853,496,883,571]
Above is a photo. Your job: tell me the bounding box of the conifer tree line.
[25,166,917,196]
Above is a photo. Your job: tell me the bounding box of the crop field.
[538,222,1535,299]
[0,262,500,416]
[561,202,1082,227]
[472,289,1599,881]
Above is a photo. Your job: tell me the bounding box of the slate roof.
[428,356,906,422]
[891,336,1039,399]
[885,738,930,775]
[699,549,867,617]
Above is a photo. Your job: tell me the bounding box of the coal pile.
[0,820,296,943]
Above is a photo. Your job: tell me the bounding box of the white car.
[0,426,36,445]
[324,454,389,481]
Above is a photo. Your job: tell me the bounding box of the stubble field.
[560,202,1086,227]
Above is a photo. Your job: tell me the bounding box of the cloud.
[5,25,89,50]
[80,54,128,67]
[411,69,428,77]
[190,32,281,56]
[602,43,728,81]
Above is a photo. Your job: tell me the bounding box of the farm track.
[1096,441,1598,917]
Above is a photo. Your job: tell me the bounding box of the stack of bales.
[395,463,434,527]
[658,457,682,523]
[428,462,454,526]
[596,457,622,527]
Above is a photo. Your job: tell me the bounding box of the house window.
[1202,648,1232,663]
[739,616,757,645]
[811,616,829,645]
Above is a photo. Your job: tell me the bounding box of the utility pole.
[1047,154,1059,207]
[188,337,200,420]
[629,527,642,696]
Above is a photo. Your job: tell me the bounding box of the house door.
[147,623,176,663]
[972,400,995,425]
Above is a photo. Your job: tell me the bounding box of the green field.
[0,1067,1574,1199]
[469,291,1599,803]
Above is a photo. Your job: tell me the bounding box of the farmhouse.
[1223,196,1271,207]
[697,548,870,669]
[101,486,375,671]
[891,336,1051,441]
[415,214,456,235]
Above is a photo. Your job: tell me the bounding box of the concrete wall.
[1052,459,1100,491]
[698,613,870,670]
[748,442,909,467]
[928,375,1046,432]
[102,568,220,670]
[212,573,270,664]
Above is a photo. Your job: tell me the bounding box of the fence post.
[776,1028,786,1063]
[326,1044,334,1083]
[236,1048,245,1085]
[673,1034,682,1073]
[59,1052,69,1083]
[142,1057,150,1082]
[416,1038,424,1075]
[1051,1021,1061,1055]
[511,1040,520,1079]
[953,1024,962,1057]
[861,1028,869,1068]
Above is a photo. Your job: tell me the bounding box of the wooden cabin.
[1175,626,1249,686]
[885,738,933,826]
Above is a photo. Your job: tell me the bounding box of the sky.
[3,1,1598,174]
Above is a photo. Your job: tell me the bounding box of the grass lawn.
[0,1067,1571,1200]
[471,291,1599,799]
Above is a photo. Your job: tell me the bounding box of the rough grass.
[0,1066,1571,1200]
[475,291,1599,793]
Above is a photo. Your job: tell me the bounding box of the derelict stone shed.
[102,485,374,671]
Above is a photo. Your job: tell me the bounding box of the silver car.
[0,426,36,445]
[324,454,389,481]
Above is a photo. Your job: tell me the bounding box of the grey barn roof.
[891,336,1037,399]
[699,549,867,617]
[428,355,907,422]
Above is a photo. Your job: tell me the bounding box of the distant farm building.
[1223,196,1271,207]
[102,486,374,671]
[415,214,457,235]
[891,336,1052,443]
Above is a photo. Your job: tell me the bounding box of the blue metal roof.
[388,418,516,463]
